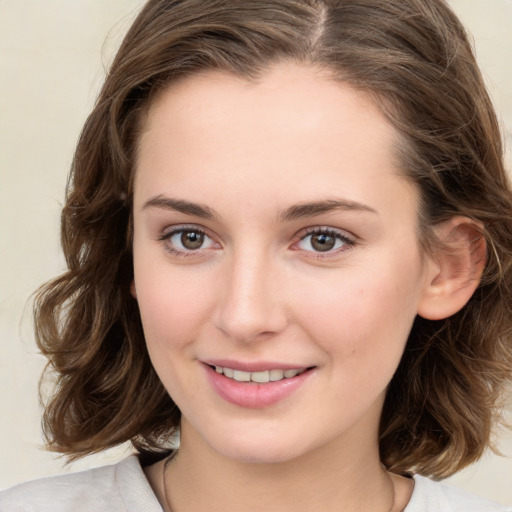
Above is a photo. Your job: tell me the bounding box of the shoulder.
[0,455,162,512]
[405,474,512,512]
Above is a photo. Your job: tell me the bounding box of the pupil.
[181,231,204,250]
[311,233,335,252]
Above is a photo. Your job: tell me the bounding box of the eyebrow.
[142,195,218,219]
[278,199,378,222]
[142,195,377,221]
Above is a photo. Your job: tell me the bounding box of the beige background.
[0,0,511,503]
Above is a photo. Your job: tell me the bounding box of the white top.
[1,455,510,511]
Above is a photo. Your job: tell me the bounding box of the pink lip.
[203,363,315,409]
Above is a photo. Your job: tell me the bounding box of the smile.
[211,366,308,383]
[204,363,315,408]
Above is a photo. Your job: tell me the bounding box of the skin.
[131,62,482,511]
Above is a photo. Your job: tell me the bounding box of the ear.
[130,280,137,299]
[418,217,486,320]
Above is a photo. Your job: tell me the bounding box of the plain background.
[1,0,511,504]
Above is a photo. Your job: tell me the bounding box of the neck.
[161,423,394,512]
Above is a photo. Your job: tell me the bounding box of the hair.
[34,0,512,478]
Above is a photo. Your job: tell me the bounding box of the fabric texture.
[1,455,510,511]
[0,456,162,512]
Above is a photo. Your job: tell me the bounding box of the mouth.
[204,362,316,408]
[206,364,314,383]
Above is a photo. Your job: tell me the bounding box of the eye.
[296,228,353,253]
[160,226,216,254]
[175,230,206,250]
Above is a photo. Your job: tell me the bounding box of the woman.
[2,0,512,510]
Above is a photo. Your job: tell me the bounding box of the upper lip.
[203,359,313,372]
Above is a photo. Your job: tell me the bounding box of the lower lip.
[204,365,314,408]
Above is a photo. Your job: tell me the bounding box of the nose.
[213,249,288,343]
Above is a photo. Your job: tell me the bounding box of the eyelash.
[294,227,355,258]
[158,225,355,259]
[158,225,213,258]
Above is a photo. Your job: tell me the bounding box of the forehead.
[140,63,391,147]
[134,62,415,220]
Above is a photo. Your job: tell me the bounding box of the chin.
[203,427,315,465]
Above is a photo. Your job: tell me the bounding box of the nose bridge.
[213,243,286,342]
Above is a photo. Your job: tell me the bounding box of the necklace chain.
[386,470,397,512]
[161,454,396,512]
[162,454,174,512]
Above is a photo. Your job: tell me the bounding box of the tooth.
[223,367,235,378]
[251,371,270,383]
[269,369,284,381]
[217,366,304,382]
[233,370,251,382]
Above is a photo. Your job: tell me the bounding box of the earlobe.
[130,280,137,299]
[418,217,486,321]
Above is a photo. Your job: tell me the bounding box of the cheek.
[134,260,216,352]
[133,264,217,400]
[290,257,423,361]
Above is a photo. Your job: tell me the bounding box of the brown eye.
[161,226,216,256]
[181,230,204,250]
[310,233,336,252]
[296,229,353,254]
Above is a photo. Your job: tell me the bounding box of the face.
[132,63,431,465]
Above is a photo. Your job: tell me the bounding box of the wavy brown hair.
[34,0,512,478]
